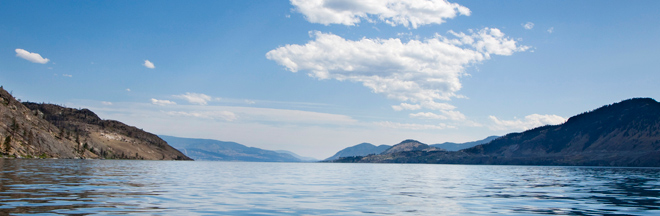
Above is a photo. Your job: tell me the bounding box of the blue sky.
[1,0,659,159]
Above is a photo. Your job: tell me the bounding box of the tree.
[3,136,11,153]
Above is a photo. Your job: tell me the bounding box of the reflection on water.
[1,159,659,215]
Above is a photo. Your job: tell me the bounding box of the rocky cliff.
[0,87,190,160]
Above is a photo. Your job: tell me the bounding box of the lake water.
[1,160,659,215]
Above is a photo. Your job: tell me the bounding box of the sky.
[1,0,659,159]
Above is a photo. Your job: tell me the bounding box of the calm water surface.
[1,159,659,215]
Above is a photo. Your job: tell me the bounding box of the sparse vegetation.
[0,87,190,160]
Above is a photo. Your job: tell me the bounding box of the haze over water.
[1,159,659,215]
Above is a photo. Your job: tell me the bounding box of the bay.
[1,159,659,215]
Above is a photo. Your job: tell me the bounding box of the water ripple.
[1,160,660,215]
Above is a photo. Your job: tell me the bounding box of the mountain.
[381,139,441,154]
[160,135,301,162]
[324,142,391,161]
[430,136,499,151]
[0,87,190,160]
[334,98,660,167]
[275,150,318,162]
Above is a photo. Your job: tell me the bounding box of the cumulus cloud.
[143,60,155,69]
[173,92,215,105]
[151,98,176,106]
[375,121,454,130]
[488,114,566,131]
[523,22,534,30]
[166,111,238,122]
[15,48,50,64]
[547,27,554,34]
[290,0,470,28]
[267,29,528,122]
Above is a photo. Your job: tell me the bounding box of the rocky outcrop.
[0,86,190,160]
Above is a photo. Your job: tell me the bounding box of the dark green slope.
[430,136,499,151]
[336,98,660,167]
[324,143,391,161]
[461,98,660,166]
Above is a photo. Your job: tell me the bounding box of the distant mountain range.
[333,98,660,167]
[0,86,190,160]
[160,135,305,162]
[324,136,498,161]
[274,150,318,162]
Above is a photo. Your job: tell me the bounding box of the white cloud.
[101,101,113,105]
[173,92,215,105]
[245,100,256,104]
[410,112,447,119]
[166,111,238,122]
[15,48,50,64]
[392,103,422,111]
[62,74,73,78]
[523,22,534,30]
[488,114,566,131]
[267,29,528,123]
[143,60,155,69]
[547,27,554,34]
[439,109,465,120]
[151,98,176,106]
[290,0,470,29]
[375,121,454,130]
[126,88,131,92]
[409,109,464,121]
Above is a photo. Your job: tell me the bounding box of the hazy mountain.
[160,135,301,162]
[0,87,190,160]
[334,98,660,167]
[275,150,318,162]
[430,136,499,151]
[324,143,391,161]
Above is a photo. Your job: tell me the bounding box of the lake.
[1,159,659,215]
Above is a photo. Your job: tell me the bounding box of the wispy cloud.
[410,112,447,120]
[101,101,113,105]
[375,121,455,130]
[62,74,73,78]
[15,48,50,64]
[488,114,566,131]
[166,110,237,121]
[290,0,470,28]
[523,22,534,30]
[173,92,216,105]
[143,60,155,69]
[547,27,554,34]
[151,98,176,106]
